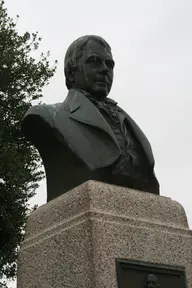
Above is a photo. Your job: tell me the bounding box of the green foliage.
[0,0,57,285]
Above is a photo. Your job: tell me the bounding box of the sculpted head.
[144,274,160,288]
[64,35,115,99]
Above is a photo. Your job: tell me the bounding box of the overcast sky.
[5,0,192,286]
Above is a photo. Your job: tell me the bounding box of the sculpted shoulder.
[24,102,63,124]
[22,102,65,141]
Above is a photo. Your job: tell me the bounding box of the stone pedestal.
[17,181,192,288]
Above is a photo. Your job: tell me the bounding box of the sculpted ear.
[67,66,75,82]
[65,65,76,89]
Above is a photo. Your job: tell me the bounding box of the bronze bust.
[144,274,160,288]
[22,35,159,202]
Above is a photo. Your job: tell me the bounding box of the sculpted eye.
[87,55,101,64]
[106,59,115,69]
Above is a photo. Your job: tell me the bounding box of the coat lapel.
[118,107,154,168]
[64,89,154,169]
[64,89,120,148]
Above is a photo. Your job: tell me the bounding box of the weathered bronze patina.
[22,35,159,201]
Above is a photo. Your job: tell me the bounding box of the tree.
[0,1,57,286]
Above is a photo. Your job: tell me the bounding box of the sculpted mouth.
[95,80,108,85]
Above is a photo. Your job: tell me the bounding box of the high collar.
[77,89,118,106]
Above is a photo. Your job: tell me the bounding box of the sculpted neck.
[74,89,107,102]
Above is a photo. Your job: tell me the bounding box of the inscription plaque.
[116,259,187,288]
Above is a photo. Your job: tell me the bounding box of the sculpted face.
[73,40,115,99]
[146,274,158,288]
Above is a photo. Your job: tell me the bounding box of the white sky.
[5,0,192,286]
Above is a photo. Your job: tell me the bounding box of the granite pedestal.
[17,181,192,287]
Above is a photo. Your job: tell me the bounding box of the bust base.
[17,181,192,287]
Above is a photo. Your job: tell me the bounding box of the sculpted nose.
[100,62,109,74]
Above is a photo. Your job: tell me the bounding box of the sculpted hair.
[64,35,111,90]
